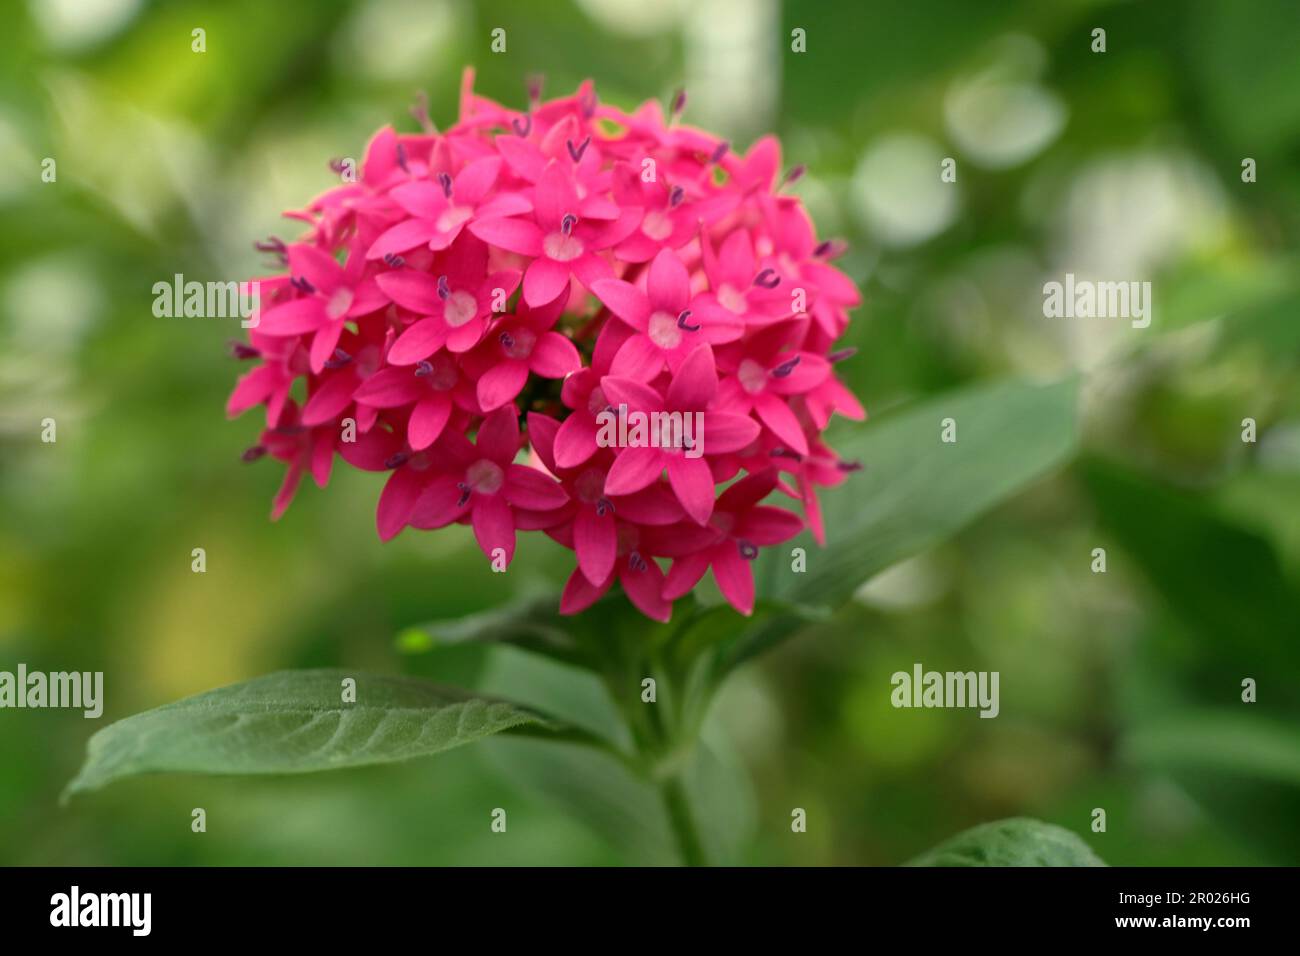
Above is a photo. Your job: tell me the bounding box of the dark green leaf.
[64,669,552,800]
[730,377,1079,671]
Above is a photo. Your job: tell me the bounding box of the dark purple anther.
[628,551,648,573]
[415,360,434,377]
[753,268,781,289]
[383,253,405,268]
[456,482,472,508]
[241,445,267,462]
[813,238,847,259]
[580,90,596,118]
[595,497,615,517]
[410,91,434,134]
[384,452,411,470]
[437,275,451,300]
[254,237,288,264]
[437,172,453,198]
[499,331,515,350]
[323,348,352,369]
[527,74,544,105]
[670,89,686,118]
[677,309,700,332]
[566,136,591,163]
[511,115,532,137]
[669,185,685,207]
[711,140,728,164]
[837,460,864,473]
[227,340,260,360]
[561,214,577,236]
[770,447,804,462]
[781,164,806,188]
[327,157,349,175]
[290,275,316,295]
[738,539,759,560]
[396,142,409,173]
[828,347,857,364]
[271,423,307,436]
[771,356,801,378]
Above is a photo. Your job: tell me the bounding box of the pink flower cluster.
[228,71,864,621]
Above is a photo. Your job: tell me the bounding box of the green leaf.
[63,669,552,801]
[1081,456,1300,689]
[1121,710,1300,788]
[732,378,1079,671]
[907,817,1106,867]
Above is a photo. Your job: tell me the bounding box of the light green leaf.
[907,817,1106,867]
[64,669,552,800]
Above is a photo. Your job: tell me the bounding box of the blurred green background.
[2,0,1299,865]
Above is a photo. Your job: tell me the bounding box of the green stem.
[660,772,707,867]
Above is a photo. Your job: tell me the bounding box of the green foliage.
[908,818,1106,867]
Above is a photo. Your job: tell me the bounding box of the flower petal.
[468,217,544,256]
[472,494,516,565]
[476,359,529,412]
[408,393,452,450]
[522,256,571,307]
[388,316,449,365]
[666,454,715,525]
[259,297,326,336]
[529,331,581,378]
[603,446,664,496]
[376,465,425,541]
[553,412,599,469]
[711,542,755,615]
[753,391,809,454]
[504,464,568,510]
[375,270,443,314]
[354,366,424,407]
[619,555,671,622]
[574,506,617,585]
[591,278,651,331]
[665,343,717,411]
[366,219,440,260]
[476,405,520,463]
[647,248,690,312]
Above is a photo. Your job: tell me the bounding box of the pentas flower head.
[228,69,863,620]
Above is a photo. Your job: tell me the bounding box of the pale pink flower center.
[466,458,504,495]
[641,210,672,241]
[325,287,354,320]
[738,358,768,395]
[436,206,474,233]
[718,284,746,314]
[615,524,640,555]
[502,327,536,359]
[543,233,584,262]
[648,311,682,350]
[575,468,606,503]
[711,511,736,536]
[444,290,478,327]
[426,354,458,390]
